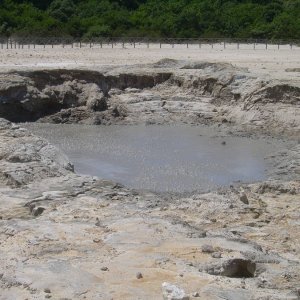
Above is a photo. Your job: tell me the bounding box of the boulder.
[206,259,256,278]
[162,282,189,300]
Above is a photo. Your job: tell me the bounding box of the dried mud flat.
[0,48,299,300]
[0,44,300,81]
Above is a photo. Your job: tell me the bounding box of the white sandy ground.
[0,43,300,81]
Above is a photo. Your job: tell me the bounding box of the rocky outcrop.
[0,69,171,123]
[0,118,73,187]
[205,258,256,278]
[0,61,299,137]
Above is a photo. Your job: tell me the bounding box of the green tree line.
[0,0,299,39]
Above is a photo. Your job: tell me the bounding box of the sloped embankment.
[0,70,171,123]
[0,61,299,137]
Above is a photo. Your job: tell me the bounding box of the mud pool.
[24,124,280,193]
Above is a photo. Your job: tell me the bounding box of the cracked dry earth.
[0,60,299,300]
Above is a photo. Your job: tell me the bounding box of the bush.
[0,0,299,39]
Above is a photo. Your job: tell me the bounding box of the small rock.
[192,292,200,297]
[45,295,52,299]
[211,252,222,258]
[136,272,143,279]
[188,231,206,238]
[240,193,249,205]
[198,231,207,238]
[101,267,108,271]
[162,282,189,300]
[252,213,260,219]
[221,141,226,145]
[95,218,101,227]
[32,207,45,217]
[201,244,214,253]
[44,288,51,293]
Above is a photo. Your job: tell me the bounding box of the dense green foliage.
[0,0,299,39]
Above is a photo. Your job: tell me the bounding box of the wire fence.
[0,36,299,50]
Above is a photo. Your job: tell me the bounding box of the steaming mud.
[24,123,282,193]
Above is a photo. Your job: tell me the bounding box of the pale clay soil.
[0,43,300,81]
[0,46,299,300]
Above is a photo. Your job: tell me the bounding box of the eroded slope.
[0,60,299,137]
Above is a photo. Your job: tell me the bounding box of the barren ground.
[0,46,299,300]
[1,43,300,81]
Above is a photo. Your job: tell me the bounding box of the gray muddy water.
[24,123,280,193]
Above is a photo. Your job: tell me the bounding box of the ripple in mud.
[24,124,280,193]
